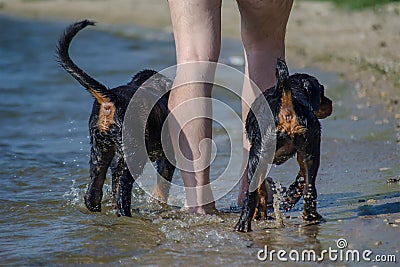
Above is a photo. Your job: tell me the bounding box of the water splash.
[62,180,85,207]
[272,181,285,228]
[156,211,229,246]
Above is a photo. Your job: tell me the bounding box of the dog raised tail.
[276,59,305,137]
[57,20,115,104]
[275,58,291,98]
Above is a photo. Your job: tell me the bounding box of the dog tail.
[276,59,292,115]
[275,59,305,136]
[275,58,290,97]
[56,20,115,104]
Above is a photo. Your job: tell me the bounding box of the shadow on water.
[0,15,399,266]
[358,201,400,216]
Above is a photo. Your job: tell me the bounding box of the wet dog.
[235,59,332,232]
[57,20,175,217]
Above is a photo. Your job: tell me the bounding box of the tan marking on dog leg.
[253,180,268,221]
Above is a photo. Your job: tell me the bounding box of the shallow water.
[0,16,399,266]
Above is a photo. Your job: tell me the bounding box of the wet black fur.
[235,59,332,232]
[57,20,175,216]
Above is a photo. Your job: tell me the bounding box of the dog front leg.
[85,142,114,212]
[282,153,306,211]
[235,145,268,232]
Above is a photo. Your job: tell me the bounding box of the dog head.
[294,74,333,119]
[129,70,173,94]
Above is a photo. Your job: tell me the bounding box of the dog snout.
[314,96,333,119]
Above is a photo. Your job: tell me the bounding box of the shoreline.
[1,0,399,133]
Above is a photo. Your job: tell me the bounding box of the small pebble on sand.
[350,115,359,121]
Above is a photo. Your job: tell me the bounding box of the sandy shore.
[1,0,399,120]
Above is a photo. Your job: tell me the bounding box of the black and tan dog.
[57,20,175,217]
[235,59,332,232]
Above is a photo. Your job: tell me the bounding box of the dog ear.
[302,77,322,111]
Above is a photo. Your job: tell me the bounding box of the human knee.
[236,0,293,12]
[175,29,221,63]
[237,0,293,51]
[237,0,272,10]
[236,0,293,33]
[169,0,222,64]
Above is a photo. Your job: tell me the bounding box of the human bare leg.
[168,0,222,213]
[237,0,294,205]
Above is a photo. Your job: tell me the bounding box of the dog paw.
[117,199,132,217]
[234,219,252,232]
[303,212,324,224]
[117,210,132,217]
[281,201,294,212]
[84,194,102,212]
[117,206,132,217]
[281,193,301,211]
[85,203,102,212]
